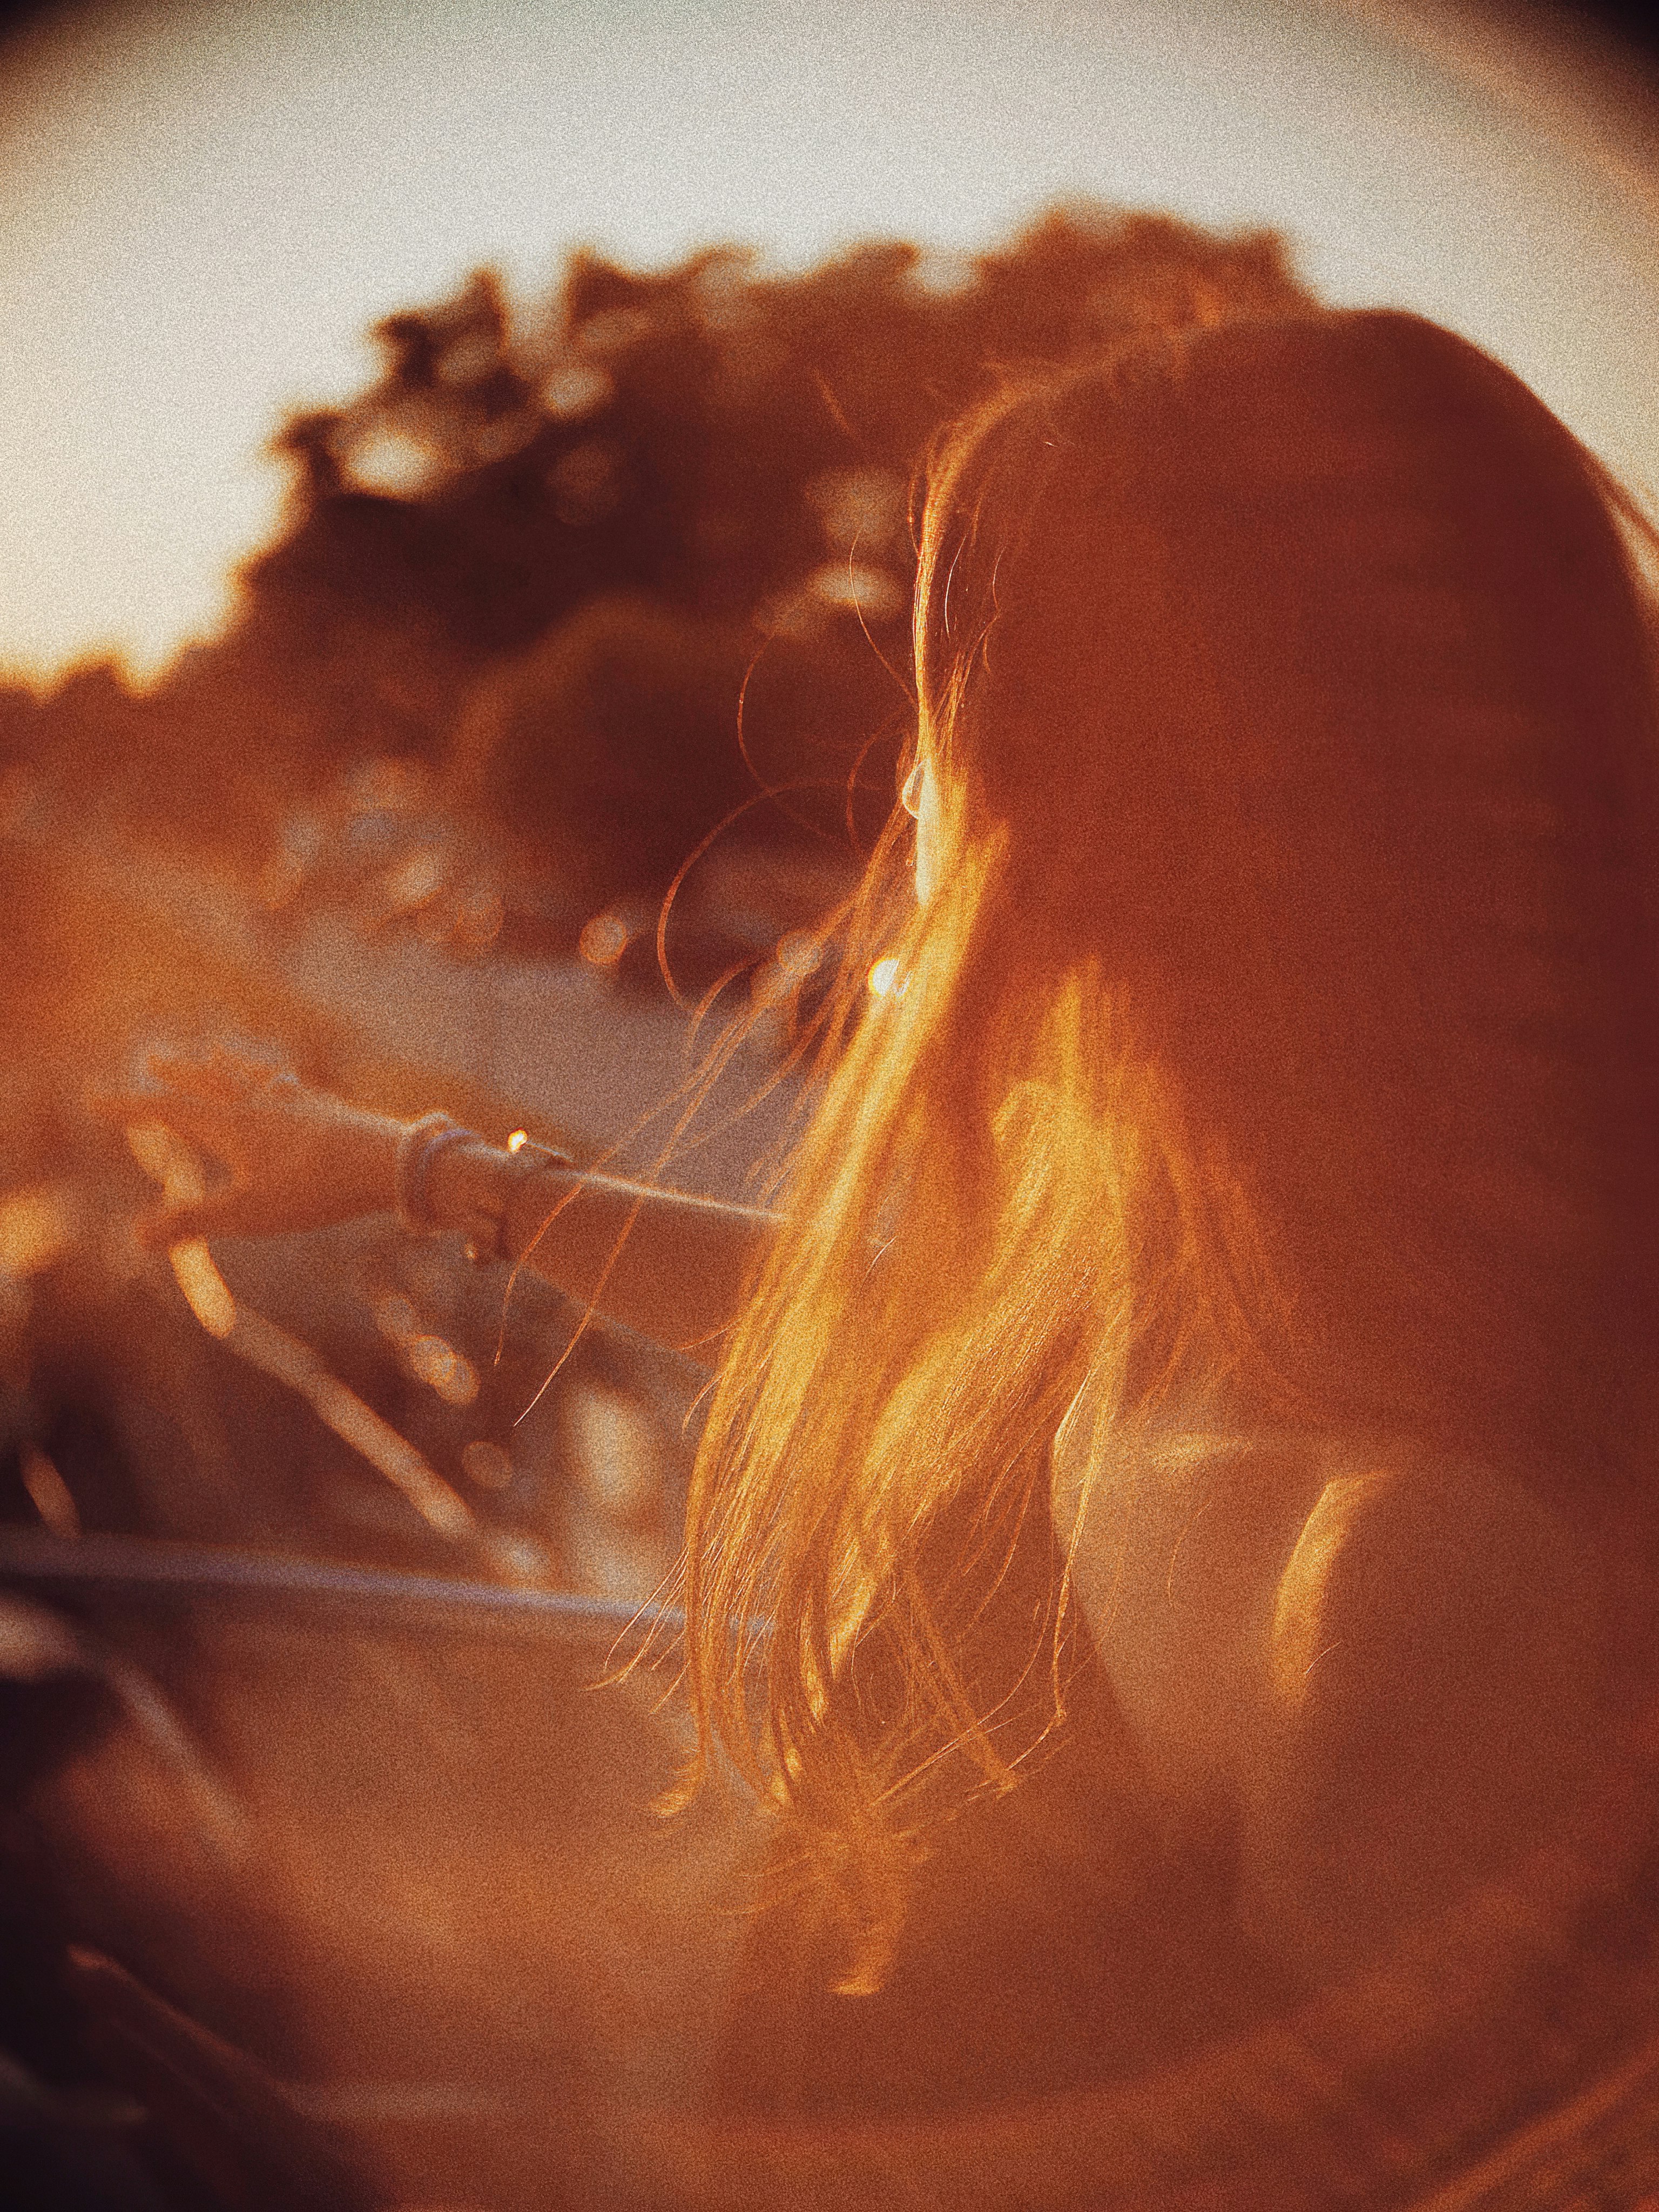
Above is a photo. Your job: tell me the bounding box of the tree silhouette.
[17,205,1316,893]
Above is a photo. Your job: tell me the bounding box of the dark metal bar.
[0,1527,687,1661]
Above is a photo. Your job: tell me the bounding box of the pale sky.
[1,0,1657,685]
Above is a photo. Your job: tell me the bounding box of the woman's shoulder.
[1059,1420,1611,1723]
[1264,1456,1607,1708]
[1238,1455,1626,1985]
[1054,1418,1325,1803]
[1259,1455,1618,1783]
[1058,1420,1633,1982]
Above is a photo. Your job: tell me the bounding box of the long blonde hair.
[682,312,1659,1988]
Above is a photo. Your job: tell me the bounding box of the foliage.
[18,206,1315,894]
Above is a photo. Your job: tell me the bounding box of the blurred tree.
[0,683,32,758]
[18,207,1316,894]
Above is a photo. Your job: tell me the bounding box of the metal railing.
[0,1526,689,1662]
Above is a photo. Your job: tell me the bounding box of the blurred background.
[2,1,1659,2205]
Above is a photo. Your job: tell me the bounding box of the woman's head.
[905,309,1659,1468]
[684,309,1659,1981]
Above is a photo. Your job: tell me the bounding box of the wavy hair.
[680,311,1659,1989]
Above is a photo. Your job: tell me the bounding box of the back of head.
[919,309,1659,1494]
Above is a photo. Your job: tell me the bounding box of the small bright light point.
[579,911,630,967]
[507,1130,529,1154]
[868,956,902,997]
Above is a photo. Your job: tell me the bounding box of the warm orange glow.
[123,1123,242,1327]
[123,1120,240,1334]
[775,929,822,981]
[136,1238,475,1539]
[372,1292,419,1341]
[447,883,505,951]
[565,1382,663,1525]
[461,1439,512,1489]
[0,1589,80,1677]
[21,1444,80,1539]
[404,1332,480,1407]
[475,1529,555,1584]
[808,561,905,619]
[232,1305,476,1541]
[507,1129,530,1154]
[167,1238,237,1338]
[0,1182,76,1277]
[867,956,903,997]
[372,1289,481,1407]
[579,909,630,967]
[124,1120,202,1199]
[308,1375,474,1539]
[1270,1471,1392,1708]
[382,846,447,913]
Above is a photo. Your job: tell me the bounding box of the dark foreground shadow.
[4,1532,1658,2211]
